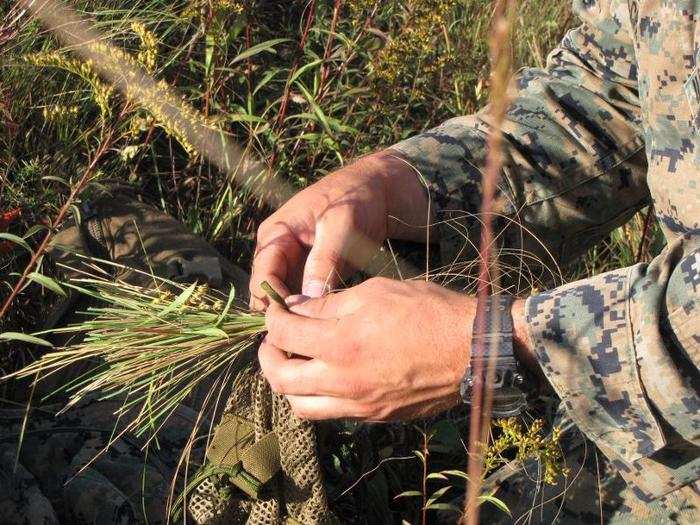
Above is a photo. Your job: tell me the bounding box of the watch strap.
[460,295,528,418]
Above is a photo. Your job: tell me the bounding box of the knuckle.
[290,402,310,420]
[262,365,280,392]
[268,378,283,394]
[371,276,391,287]
[347,380,369,401]
[265,312,285,345]
[358,403,380,420]
[258,346,284,393]
[361,276,390,295]
[254,225,270,247]
[361,277,381,290]
[266,369,286,394]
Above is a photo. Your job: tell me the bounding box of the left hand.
[260,277,475,421]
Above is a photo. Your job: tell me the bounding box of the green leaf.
[0,332,53,347]
[394,490,422,499]
[426,472,448,481]
[41,175,71,187]
[215,287,237,327]
[425,486,451,508]
[441,469,469,480]
[27,272,66,297]
[23,224,48,239]
[253,68,281,96]
[231,38,290,65]
[478,494,511,516]
[0,233,33,254]
[205,32,215,77]
[290,59,323,83]
[191,327,228,339]
[159,282,197,317]
[413,450,426,464]
[425,502,461,513]
[294,81,333,137]
[70,204,82,224]
[228,113,266,124]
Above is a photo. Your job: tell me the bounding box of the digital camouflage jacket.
[393,0,699,515]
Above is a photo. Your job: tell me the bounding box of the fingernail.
[286,294,310,308]
[303,280,325,298]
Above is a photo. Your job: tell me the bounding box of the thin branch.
[0,128,115,320]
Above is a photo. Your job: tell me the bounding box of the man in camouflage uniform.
[252,0,699,522]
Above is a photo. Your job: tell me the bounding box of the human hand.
[260,277,475,421]
[249,151,430,310]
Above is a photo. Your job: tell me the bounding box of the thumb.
[302,216,348,297]
[287,288,361,319]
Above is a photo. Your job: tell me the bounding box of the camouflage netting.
[189,370,337,525]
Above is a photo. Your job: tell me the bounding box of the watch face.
[490,387,528,418]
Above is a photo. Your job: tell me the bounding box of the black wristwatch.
[459,295,530,418]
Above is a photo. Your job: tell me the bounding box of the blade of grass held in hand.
[260,280,287,309]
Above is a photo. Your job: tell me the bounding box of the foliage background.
[0,0,661,522]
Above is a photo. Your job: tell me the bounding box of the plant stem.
[260,280,287,309]
[0,127,115,320]
[464,1,516,523]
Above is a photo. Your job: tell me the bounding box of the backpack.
[2,183,335,524]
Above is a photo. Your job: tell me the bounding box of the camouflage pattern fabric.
[393,0,700,519]
[481,413,700,524]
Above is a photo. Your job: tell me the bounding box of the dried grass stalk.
[5,268,266,441]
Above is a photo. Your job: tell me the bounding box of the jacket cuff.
[525,267,665,463]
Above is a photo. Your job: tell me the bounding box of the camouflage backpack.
[2,183,334,524]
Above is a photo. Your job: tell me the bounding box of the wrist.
[444,291,475,395]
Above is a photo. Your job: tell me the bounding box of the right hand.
[249,151,429,310]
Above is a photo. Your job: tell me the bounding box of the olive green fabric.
[205,413,281,499]
[188,370,337,525]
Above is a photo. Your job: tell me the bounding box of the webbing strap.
[206,413,281,499]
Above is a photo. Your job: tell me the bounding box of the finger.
[258,341,339,396]
[249,243,292,310]
[265,302,338,358]
[302,214,352,297]
[250,275,290,311]
[286,290,362,319]
[286,395,371,421]
[250,220,308,308]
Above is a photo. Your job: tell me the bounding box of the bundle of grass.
[3,265,276,441]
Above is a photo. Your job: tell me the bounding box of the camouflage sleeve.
[392,0,700,500]
[526,234,700,500]
[390,0,649,270]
